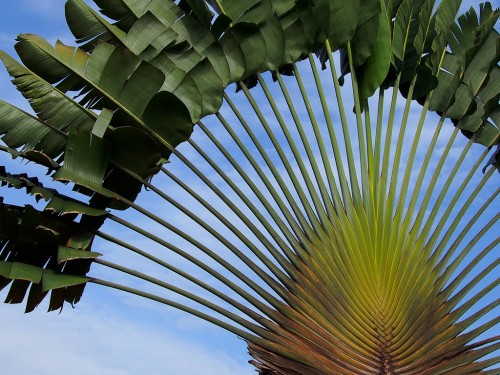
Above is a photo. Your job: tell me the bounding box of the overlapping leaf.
[428,4,500,146]
[0,199,99,312]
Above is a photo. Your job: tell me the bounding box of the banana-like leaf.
[427,5,500,146]
[0,262,42,284]
[53,128,110,195]
[327,0,361,50]
[339,0,381,76]
[57,246,101,264]
[179,0,214,29]
[13,35,192,151]
[41,269,90,292]
[0,99,68,158]
[0,202,96,312]
[358,0,392,99]
[0,166,56,201]
[0,146,60,171]
[65,0,126,50]
[0,167,107,217]
[392,0,413,62]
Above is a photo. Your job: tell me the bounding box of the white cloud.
[0,290,254,375]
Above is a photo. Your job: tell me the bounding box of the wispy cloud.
[0,292,253,375]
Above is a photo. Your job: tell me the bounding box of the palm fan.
[0,0,499,373]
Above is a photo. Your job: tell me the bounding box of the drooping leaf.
[0,262,43,284]
[0,201,97,311]
[0,50,96,157]
[237,1,285,70]
[0,99,66,156]
[13,35,193,150]
[53,127,111,195]
[225,22,267,77]
[413,0,434,56]
[45,196,107,217]
[91,108,113,138]
[102,126,163,210]
[327,0,361,50]
[41,269,90,292]
[0,147,59,173]
[337,2,381,78]
[359,0,392,100]
[428,6,500,145]
[216,0,260,20]
[392,0,414,62]
[345,0,381,71]
[427,0,462,73]
[108,126,162,178]
[179,0,214,28]
[65,0,126,50]
[57,246,101,264]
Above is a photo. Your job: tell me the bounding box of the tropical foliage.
[0,0,499,373]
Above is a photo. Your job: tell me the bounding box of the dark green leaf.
[53,128,111,195]
[327,0,360,50]
[45,196,107,217]
[65,0,126,50]
[57,246,101,264]
[92,108,113,138]
[359,0,392,99]
[41,269,89,292]
[0,261,43,284]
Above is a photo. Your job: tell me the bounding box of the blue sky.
[0,1,498,374]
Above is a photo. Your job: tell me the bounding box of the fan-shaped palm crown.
[0,0,499,373]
